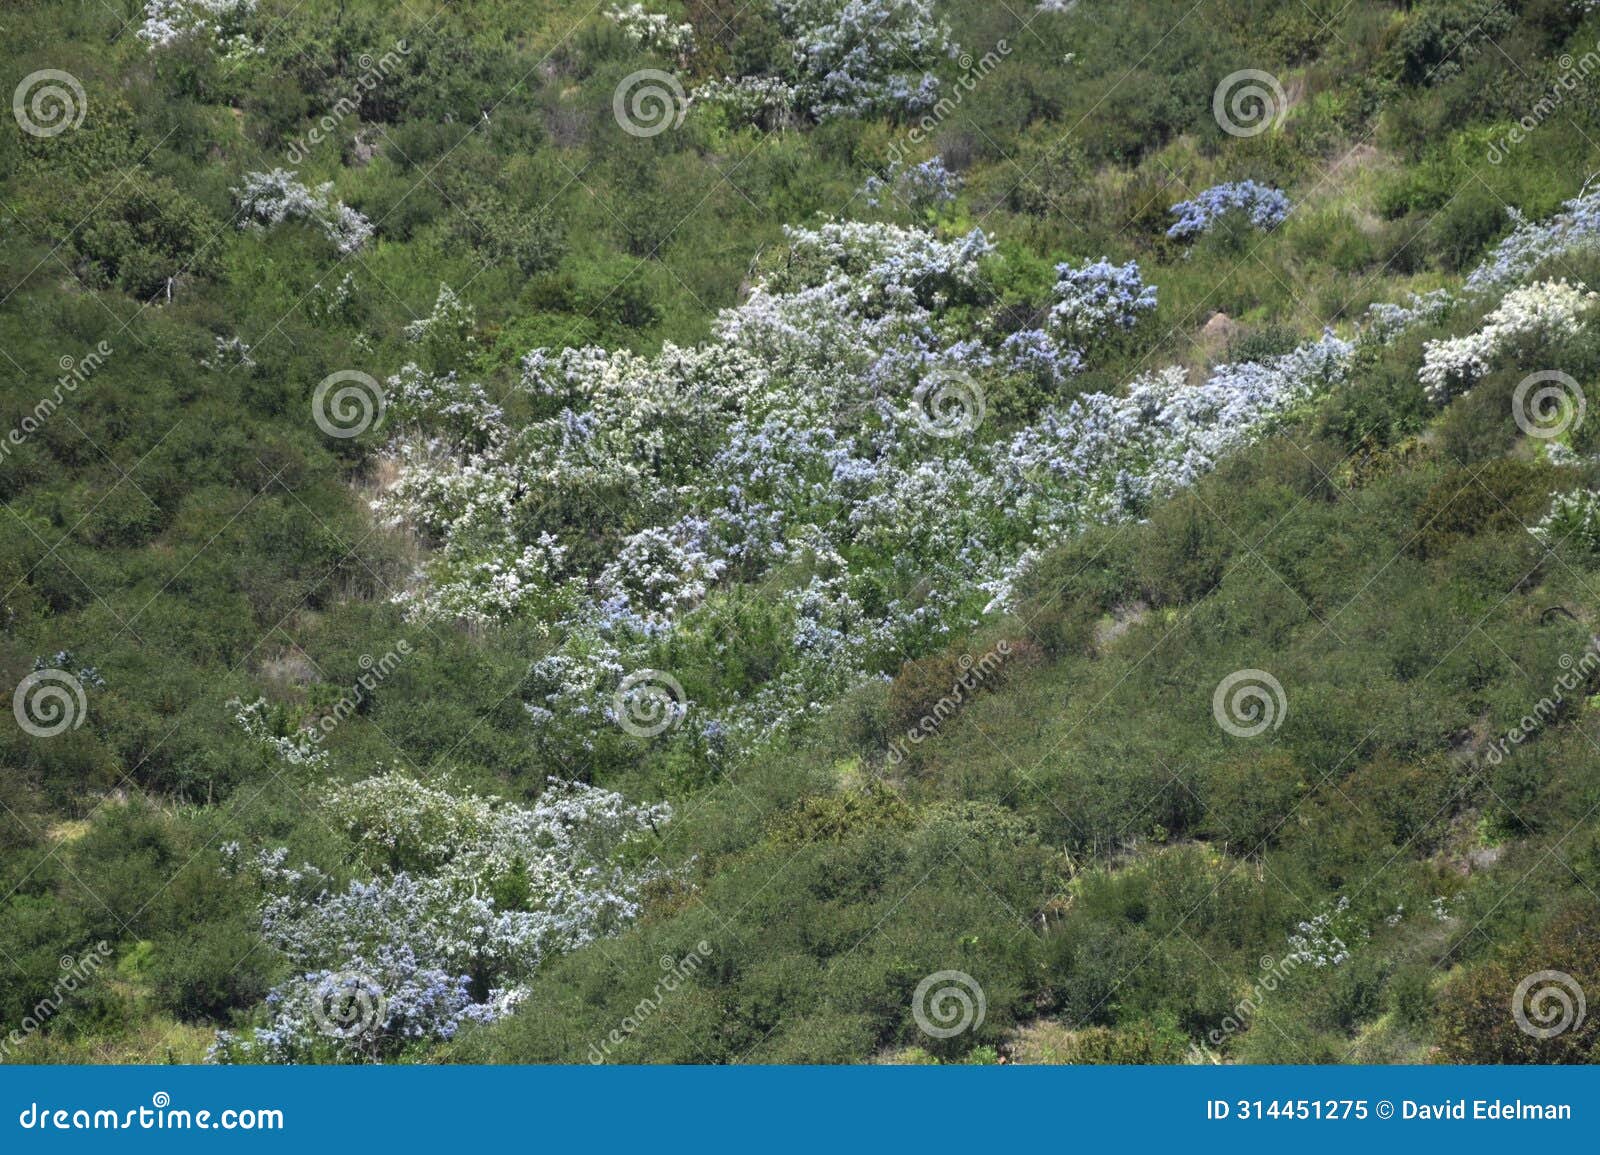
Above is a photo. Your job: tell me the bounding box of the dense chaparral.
[12,0,1600,1072]
[378,187,1600,767]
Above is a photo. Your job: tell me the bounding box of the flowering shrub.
[776,0,954,119]
[230,697,327,768]
[1001,328,1082,388]
[692,76,801,127]
[692,0,955,123]
[863,158,960,214]
[1465,182,1600,293]
[1361,289,1455,345]
[1286,897,1357,968]
[1531,488,1600,551]
[138,0,258,56]
[1047,258,1159,341]
[404,283,477,366]
[212,774,670,1062]
[1167,181,1291,241]
[1418,279,1595,403]
[382,217,1365,760]
[606,3,695,58]
[234,169,373,254]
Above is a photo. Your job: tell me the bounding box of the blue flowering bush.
[381,220,1366,768]
[210,774,671,1062]
[1167,181,1292,241]
[1047,258,1160,341]
[863,157,961,215]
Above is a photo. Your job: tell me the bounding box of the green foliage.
[4,0,1600,1067]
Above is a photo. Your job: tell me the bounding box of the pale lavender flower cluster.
[1361,289,1455,345]
[863,157,961,213]
[211,775,670,1062]
[382,217,1368,757]
[1048,258,1159,339]
[703,0,957,122]
[1464,180,1600,293]
[1167,180,1291,240]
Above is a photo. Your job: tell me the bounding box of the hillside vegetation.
[3,0,1600,1064]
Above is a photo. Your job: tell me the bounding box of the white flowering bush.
[230,697,327,768]
[1047,258,1159,343]
[775,0,953,119]
[234,169,374,254]
[138,0,258,56]
[1285,897,1358,968]
[381,216,1361,760]
[1361,289,1454,345]
[606,3,695,58]
[689,0,954,123]
[1531,488,1600,551]
[863,157,961,215]
[404,284,476,350]
[1418,279,1595,403]
[211,774,670,1062]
